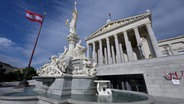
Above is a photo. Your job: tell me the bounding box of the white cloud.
[0,37,14,47]
[0,36,28,67]
[1,0,184,68]
[0,54,27,68]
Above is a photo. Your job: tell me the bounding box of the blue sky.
[0,0,184,68]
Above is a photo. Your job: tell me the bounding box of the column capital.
[98,39,102,43]
[114,34,118,38]
[106,37,110,41]
[123,31,127,35]
[86,42,90,45]
[168,43,174,48]
[133,27,138,31]
[92,42,95,45]
[145,22,151,27]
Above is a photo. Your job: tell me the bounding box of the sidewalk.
[153,96,184,104]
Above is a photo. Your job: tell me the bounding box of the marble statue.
[38,40,97,76]
[59,46,68,60]
[94,80,112,96]
[66,1,78,34]
[71,59,97,76]
[66,1,79,51]
[82,59,97,76]
[38,44,96,76]
[37,55,64,76]
[35,2,98,98]
[72,40,87,59]
[37,1,97,77]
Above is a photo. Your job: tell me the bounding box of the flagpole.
[27,12,46,70]
[23,12,46,86]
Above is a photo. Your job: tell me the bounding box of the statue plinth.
[67,32,79,51]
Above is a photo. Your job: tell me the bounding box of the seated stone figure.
[82,59,97,76]
[72,40,87,59]
[37,55,64,76]
[59,46,68,60]
[71,59,97,76]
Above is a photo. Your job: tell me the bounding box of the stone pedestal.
[33,75,96,96]
[71,76,96,95]
[67,33,79,51]
[47,76,72,96]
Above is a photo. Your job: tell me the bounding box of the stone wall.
[97,54,184,98]
[158,35,184,56]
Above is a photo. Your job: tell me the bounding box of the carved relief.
[89,12,150,38]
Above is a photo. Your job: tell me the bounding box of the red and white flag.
[26,10,43,24]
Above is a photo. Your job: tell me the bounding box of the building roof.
[158,35,184,43]
[85,11,151,41]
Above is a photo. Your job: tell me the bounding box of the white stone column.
[123,31,134,61]
[106,37,112,64]
[114,35,121,63]
[97,49,100,64]
[168,44,175,55]
[86,43,90,59]
[111,45,116,63]
[146,23,162,57]
[133,27,145,59]
[92,42,97,62]
[119,43,124,62]
[99,40,103,65]
[104,47,108,64]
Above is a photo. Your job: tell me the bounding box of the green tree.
[22,67,38,80]
[14,70,23,81]
[0,64,6,82]
[5,72,16,82]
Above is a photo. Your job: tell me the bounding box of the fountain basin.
[0,87,154,104]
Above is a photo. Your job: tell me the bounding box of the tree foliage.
[23,67,38,80]
[0,66,37,82]
[0,65,6,82]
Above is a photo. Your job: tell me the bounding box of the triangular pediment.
[86,12,151,40]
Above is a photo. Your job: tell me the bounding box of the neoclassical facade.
[86,11,162,65]
[85,11,184,99]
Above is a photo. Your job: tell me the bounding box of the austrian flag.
[26,10,43,24]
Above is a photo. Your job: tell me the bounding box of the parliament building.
[85,11,184,99]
